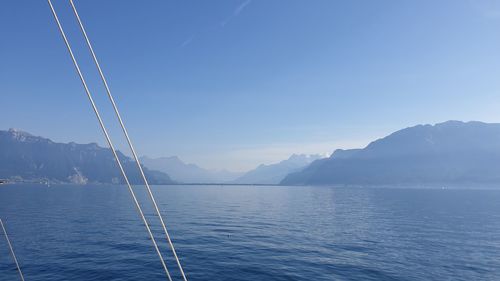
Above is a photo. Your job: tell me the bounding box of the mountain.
[0,129,174,184]
[281,121,500,186]
[233,154,324,184]
[140,156,243,183]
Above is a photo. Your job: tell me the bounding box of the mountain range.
[0,129,174,184]
[232,154,323,184]
[282,121,500,186]
[140,154,323,184]
[140,156,243,183]
[5,121,500,186]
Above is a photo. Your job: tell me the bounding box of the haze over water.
[1,184,499,281]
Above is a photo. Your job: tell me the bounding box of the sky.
[2,0,500,172]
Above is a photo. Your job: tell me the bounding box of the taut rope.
[68,1,188,280]
[0,219,25,281]
[47,1,173,280]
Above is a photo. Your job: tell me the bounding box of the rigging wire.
[68,1,188,280]
[46,1,173,280]
[0,219,25,281]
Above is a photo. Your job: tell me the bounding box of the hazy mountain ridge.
[140,156,243,183]
[0,129,174,184]
[282,121,500,185]
[233,154,324,184]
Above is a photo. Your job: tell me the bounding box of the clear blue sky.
[2,0,500,171]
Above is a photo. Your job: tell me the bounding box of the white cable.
[46,1,172,280]
[0,219,25,281]
[68,1,188,280]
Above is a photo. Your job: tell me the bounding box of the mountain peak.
[6,128,37,142]
[288,153,306,160]
[435,120,464,126]
[8,128,32,136]
[288,153,322,160]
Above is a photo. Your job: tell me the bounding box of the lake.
[1,184,500,280]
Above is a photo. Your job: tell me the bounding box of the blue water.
[1,185,500,280]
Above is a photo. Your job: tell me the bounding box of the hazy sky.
[2,0,500,171]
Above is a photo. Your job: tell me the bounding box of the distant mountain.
[282,121,500,186]
[0,129,174,184]
[140,156,243,183]
[233,154,324,184]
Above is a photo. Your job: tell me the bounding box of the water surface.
[1,184,500,280]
